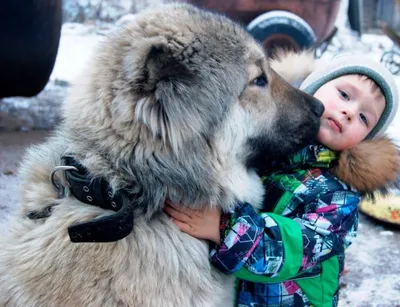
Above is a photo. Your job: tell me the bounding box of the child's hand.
[164,200,221,245]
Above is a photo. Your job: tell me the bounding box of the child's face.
[314,75,385,151]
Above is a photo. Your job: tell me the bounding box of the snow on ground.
[50,23,107,84]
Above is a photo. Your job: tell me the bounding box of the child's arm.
[211,191,359,280]
[165,191,359,281]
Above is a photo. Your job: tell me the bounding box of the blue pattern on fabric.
[210,145,359,306]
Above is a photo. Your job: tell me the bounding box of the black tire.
[0,0,62,98]
[247,10,316,52]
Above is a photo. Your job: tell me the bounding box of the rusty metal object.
[181,0,341,44]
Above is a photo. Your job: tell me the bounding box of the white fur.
[215,104,267,210]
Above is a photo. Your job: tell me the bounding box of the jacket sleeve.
[210,190,359,280]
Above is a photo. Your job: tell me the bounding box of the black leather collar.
[62,155,134,243]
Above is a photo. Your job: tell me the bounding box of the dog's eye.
[251,73,268,87]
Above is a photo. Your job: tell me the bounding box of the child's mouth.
[328,118,342,132]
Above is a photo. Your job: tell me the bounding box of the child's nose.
[341,108,355,122]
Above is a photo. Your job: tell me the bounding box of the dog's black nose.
[310,97,324,117]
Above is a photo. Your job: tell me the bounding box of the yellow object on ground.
[359,190,400,225]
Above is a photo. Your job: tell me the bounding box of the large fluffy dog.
[0,4,324,306]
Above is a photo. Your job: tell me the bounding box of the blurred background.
[0,1,399,306]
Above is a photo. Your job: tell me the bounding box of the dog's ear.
[126,36,194,94]
[124,36,204,152]
[145,44,194,92]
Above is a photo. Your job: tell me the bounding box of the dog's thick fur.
[0,4,397,307]
[0,4,325,306]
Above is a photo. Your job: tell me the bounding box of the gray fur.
[0,4,323,306]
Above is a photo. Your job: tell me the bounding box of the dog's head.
[64,4,323,206]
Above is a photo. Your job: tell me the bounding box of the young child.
[164,54,399,307]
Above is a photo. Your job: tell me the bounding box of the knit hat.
[300,54,399,139]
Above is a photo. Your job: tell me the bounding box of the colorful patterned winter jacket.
[210,144,359,307]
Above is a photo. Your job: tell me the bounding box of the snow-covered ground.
[50,23,108,84]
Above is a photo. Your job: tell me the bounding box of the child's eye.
[338,89,350,101]
[360,113,368,125]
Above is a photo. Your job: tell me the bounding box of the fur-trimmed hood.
[270,51,400,195]
[332,136,400,195]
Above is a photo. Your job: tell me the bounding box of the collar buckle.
[59,155,134,243]
[50,165,78,198]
